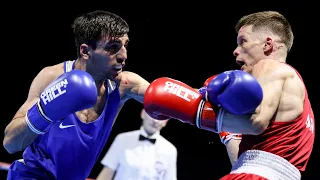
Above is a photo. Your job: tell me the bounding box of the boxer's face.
[141,109,168,135]
[233,25,266,74]
[84,34,129,81]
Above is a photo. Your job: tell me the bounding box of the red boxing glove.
[198,75,218,99]
[219,131,242,145]
[144,77,218,132]
[203,75,218,86]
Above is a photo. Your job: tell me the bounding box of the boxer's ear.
[80,44,90,59]
[263,37,274,55]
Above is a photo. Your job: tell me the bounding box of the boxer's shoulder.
[40,63,65,78]
[33,63,65,91]
[253,59,295,79]
[24,63,66,103]
[254,59,285,70]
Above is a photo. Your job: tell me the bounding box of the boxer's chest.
[76,81,117,123]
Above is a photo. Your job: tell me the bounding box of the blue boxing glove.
[206,70,263,115]
[26,70,98,134]
[198,75,218,99]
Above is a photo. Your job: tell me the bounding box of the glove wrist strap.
[195,100,218,133]
[216,108,226,133]
[220,132,242,145]
[25,100,53,135]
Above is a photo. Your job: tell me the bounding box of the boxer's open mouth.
[236,60,245,67]
[114,67,122,71]
[114,65,123,72]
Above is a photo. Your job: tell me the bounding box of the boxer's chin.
[109,72,122,81]
[240,66,248,72]
[108,75,116,81]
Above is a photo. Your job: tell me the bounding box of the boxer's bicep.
[135,80,150,102]
[13,67,57,120]
[122,71,150,103]
[251,61,286,133]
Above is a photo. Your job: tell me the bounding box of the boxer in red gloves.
[145,10,315,180]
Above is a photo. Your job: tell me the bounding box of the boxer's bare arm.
[3,66,61,154]
[225,139,241,166]
[120,71,150,103]
[223,60,288,135]
[109,71,149,126]
[96,167,115,180]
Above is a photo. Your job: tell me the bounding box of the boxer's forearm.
[225,139,241,166]
[96,167,115,180]
[222,105,275,135]
[3,117,38,154]
[220,112,260,135]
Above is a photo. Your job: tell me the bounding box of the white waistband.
[230,150,301,180]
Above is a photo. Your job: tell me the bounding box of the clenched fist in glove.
[143,77,218,132]
[201,70,263,115]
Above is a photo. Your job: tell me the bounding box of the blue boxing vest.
[11,60,120,180]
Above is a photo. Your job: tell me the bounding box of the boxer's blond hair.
[235,11,294,52]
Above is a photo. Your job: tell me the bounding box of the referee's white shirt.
[101,127,177,180]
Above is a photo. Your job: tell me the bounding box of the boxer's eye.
[104,40,123,54]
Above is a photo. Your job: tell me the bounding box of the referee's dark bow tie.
[139,135,156,144]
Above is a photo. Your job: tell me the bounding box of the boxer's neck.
[73,58,85,71]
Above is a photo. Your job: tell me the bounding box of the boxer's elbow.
[3,136,18,154]
[3,144,16,154]
[3,128,22,154]
[250,121,267,135]
[250,114,270,135]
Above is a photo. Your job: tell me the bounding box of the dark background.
[0,2,317,180]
